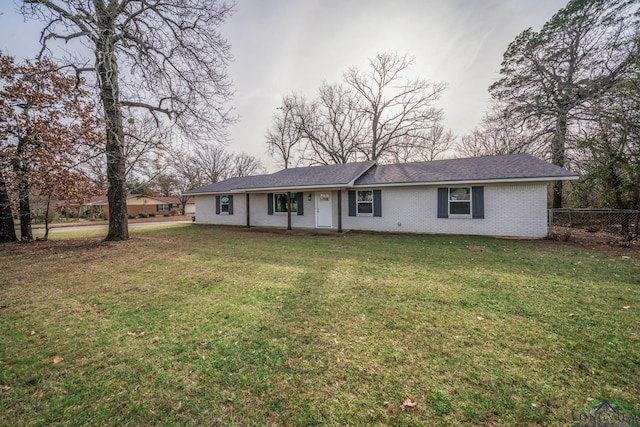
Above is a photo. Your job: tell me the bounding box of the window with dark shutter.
[267,193,273,215]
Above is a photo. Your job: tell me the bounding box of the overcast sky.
[0,0,565,171]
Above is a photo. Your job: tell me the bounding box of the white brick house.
[185,154,578,238]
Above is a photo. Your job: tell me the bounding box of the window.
[274,193,297,213]
[438,187,484,219]
[216,195,233,215]
[220,196,230,213]
[348,189,381,217]
[357,190,373,215]
[156,204,171,212]
[449,187,471,217]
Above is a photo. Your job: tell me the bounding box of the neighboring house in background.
[185,154,579,238]
[86,194,194,218]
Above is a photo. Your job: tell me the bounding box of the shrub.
[149,213,156,217]
[138,213,148,218]
[128,214,136,219]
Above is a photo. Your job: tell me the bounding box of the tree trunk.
[44,194,51,240]
[0,176,17,243]
[17,174,32,242]
[551,111,569,209]
[13,135,33,242]
[97,31,129,241]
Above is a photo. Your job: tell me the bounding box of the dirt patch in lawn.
[547,225,639,258]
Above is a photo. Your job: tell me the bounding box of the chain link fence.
[548,209,639,245]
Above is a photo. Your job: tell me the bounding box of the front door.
[316,192,332,228]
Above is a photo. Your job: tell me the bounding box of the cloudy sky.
[0,0,565,171]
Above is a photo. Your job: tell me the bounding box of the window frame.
[273,193,297,214]
[448,187,472,218]
[356,190,374,216]
[220,195,230,214]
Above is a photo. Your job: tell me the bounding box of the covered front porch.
[242,189,345,232]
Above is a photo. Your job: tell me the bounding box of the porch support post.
[287,191,292,230]
[337,189,343,233]
[246,193,250,228]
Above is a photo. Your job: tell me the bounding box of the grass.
[0,225,638,426]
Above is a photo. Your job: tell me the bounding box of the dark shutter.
[373,189,382,217]
[437,188,448,218]
[215,196,221,215]
[267,193,273,215]
[228,195,234,215]
[156,204,160,212]
[348,191,356,216]
[472,186,484,219]
[296,192,304,215]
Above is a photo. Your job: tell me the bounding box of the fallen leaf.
[569,313,575,317]
[402,398,417,410]
[30,331,36,336]
[623,306,631,310]
[53,356,63,364]
[476,316,484,321]
[127,331,145,338]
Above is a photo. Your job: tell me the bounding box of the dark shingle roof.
[185,154,577,194]
[250,161,376,189]
[186,161,375,194]
[185,175,271,195]
[354,154,578,186]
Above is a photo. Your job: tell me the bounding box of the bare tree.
[231,152,265,177]
[297,83,366,165]
[266,94,304,169]
[22,0,234,240]
[191,142,233,184]
[344,52,447,162]
[267,52,447,166]
[392,124,455,163]
[457,108,542,158]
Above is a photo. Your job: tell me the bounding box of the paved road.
[30,220,192,235]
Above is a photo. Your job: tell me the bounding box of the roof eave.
[354,175,579,187]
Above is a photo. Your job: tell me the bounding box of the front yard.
[0,225,638,425]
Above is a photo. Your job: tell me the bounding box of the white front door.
[316,192,332,228]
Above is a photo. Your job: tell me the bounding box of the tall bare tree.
[457,107,542,158]
[266,94,304,169]
[267,52,448,166]
[296,83,366,165]
[345,52,447,162]
[231,152,265,177]
[489,0,640,207]
[22,0,234,240]
[392,124,455,163]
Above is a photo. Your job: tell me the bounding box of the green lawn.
[0,225,638,426]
